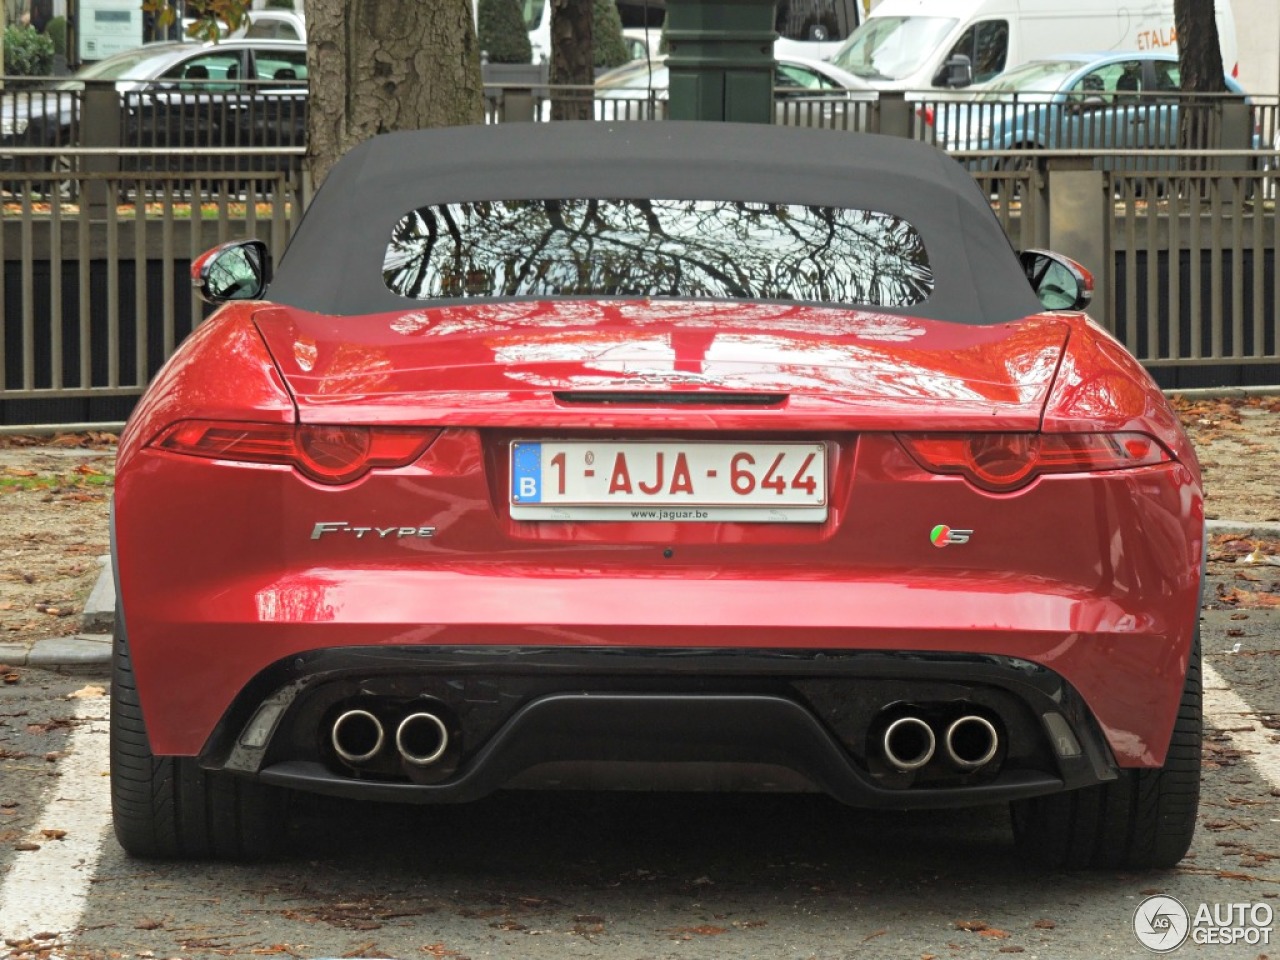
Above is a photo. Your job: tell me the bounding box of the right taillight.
[897,432,1171,493]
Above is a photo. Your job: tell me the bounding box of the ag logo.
[1133,895,1190,953]
[930,524,972,547]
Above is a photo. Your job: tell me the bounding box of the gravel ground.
[0,395,1276,654]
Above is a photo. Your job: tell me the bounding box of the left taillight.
[897,432,1171,493]
[152,421,439,485]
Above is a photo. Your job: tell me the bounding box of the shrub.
[45,16,67,58]
[593,0,629,70]
[478,0,532,64]
[4,25,54,79]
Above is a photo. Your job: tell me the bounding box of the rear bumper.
[203,646,1120,809]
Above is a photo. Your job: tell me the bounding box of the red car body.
[110,123,1203,867]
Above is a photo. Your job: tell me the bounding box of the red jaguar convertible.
[110,122,1203,869]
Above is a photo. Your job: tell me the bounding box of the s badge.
[930,524,972,547]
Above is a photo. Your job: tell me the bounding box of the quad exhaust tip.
[396,711,450,767]
[331,708,385,764]
[944,714,1000,771]
[882,715,936,772]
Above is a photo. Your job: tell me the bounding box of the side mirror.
[1019,249,1093,312]
[939,53,973,89]
[191,239,271,304]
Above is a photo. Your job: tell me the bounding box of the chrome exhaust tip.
[882,715,936,772]
[944,715,999,771]
[396,711,450,767]
[331,708,385,764]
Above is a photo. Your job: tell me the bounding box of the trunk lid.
[253,300,1068,430]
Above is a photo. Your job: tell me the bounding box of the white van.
[521,0,863,64]
[829,0,1239,92]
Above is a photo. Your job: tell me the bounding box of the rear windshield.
[382,198,934,307]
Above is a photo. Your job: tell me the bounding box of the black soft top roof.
[268,122,1041,324]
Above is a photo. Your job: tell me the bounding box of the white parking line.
[0,695,111,943]
[1203,662,1280,792]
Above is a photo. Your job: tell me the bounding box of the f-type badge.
[311,522,436,541]
[930,525,972,547]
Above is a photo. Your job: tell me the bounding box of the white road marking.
[0,695,111,942]
[1203,662,1280,792]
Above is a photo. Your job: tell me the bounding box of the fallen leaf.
[26,718,74,735]
[67,685,106,700]
[1033,919,1057,929]
[979,928,1011,939]
[863,928,888,941]
[669,925,728,936]
[420,944,464,958]
[14,841,40,851]
[135,919,163,931]
[38,829,66,841]
[955,920,989,932]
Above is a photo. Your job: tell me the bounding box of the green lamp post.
[665,0,777,123]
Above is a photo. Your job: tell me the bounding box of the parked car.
[0,39,308,184]
[112,121,1204,871]
[582,53,871,120]
[621,26,661,64]
[928,52,1253,172]
[829,0,1239,93]
[519,0,863,64]
[230,10,306,41]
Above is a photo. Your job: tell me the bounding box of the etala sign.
[78,0,143,62]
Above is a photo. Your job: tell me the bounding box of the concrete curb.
[1206,519,1280,539]
[4,519,1278,671]
[0,634,112,671]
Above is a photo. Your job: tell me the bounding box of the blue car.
[929,52,1252,173]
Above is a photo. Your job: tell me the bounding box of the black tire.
[1010,631,1201,870]
[110,609,285,859]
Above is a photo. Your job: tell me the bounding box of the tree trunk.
[1174,0,1227,163]
[1174,0,1227,94]
[550,0,593,121]
[306,0,485,187]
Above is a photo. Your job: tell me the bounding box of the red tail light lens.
[898,432,1171,492]
[153,421,438,485]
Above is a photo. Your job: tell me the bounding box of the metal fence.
[1109,167,1277,369]
[2,85,1279,423]
[0,148,307,424]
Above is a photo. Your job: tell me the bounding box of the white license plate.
[510,440,827,522]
